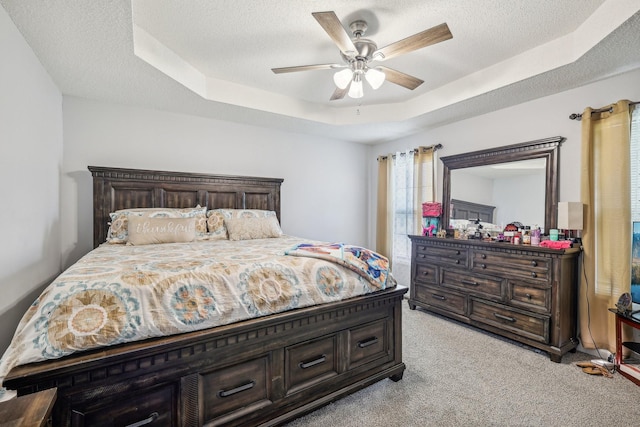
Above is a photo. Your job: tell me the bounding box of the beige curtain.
[413,146,436,234]
[376,155,393,260]
[579,100,632,353]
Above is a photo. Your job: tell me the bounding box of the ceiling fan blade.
[374,23,452,61]
[312,11,358,57]
[379,66,424,90]
[330,84,349,101]
[272,63,343,74]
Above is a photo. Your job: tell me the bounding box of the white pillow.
[224,216,283,241]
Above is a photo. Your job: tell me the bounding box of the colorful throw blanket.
[285,243,393,289]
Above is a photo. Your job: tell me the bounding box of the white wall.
[0,6,63,355]
[61,97,369,267]
[368,68,640,285]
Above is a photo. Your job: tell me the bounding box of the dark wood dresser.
[408,236,581,362]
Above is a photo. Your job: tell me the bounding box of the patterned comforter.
[0,236,394,385]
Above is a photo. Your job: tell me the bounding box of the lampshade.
[333,69,353,90]
[557,202,583,230]
[348,75,364,98]
[365,68,385,90]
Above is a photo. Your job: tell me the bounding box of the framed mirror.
[441,136,564,233]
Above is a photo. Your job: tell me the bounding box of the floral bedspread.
[0,236,394,385]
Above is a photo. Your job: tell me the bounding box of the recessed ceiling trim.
[131,1,640,126]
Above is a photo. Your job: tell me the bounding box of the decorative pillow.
[127,216,196,245]
[206,209,277,240]
[106,206,206,244]
[224,216,283,241]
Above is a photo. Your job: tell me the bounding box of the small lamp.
[557,202,583,242]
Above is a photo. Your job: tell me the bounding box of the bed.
[450,199,495,223]
[1,166,406,426]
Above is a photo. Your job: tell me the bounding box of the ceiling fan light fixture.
[348,75,364,99]
[333,69,353,89]
[365,68,385,90]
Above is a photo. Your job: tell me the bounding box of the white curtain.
[391,150,416,267]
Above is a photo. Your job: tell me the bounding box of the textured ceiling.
[2,0,640,144]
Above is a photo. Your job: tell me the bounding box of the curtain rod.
[377,143,443,161]
[569,100,639,121]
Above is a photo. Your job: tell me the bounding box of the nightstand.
[0,388,56,426]
[609,308,640,386]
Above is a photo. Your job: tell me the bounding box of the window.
[630,106,640,303]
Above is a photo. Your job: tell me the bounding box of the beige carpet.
[285,303,640,427]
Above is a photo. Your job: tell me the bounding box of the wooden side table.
[0,388,56,427]
[609,308,640,386]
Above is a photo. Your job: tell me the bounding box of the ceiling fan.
[271,11,452,101]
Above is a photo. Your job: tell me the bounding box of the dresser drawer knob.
[531,260,538,267]
[357,336,379,348]
[526,293,532,300]
[481,254,487,259]
[125,412,159,427]
[531,272,537,278]
[481,263,487,269]
[493,313,516,323]
[419,254,426,258]
[456,250,461,255]
[423,270,429,276]
[455,259,460,264]
[299,354,327,369]
[432,294,446,301]
[219,380,256,397]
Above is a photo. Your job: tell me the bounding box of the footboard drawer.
[286,335,338,393]
[200,356,272,425]
[70,384,177,427]
[348,319,390,369]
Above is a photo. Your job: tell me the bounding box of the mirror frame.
[441,136,564,233]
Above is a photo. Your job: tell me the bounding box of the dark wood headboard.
[89,166,283,248]
[451,199,495,223]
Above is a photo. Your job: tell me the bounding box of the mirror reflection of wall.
[450,159,546,229]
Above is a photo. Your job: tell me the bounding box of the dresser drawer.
[73,384,177,426]
[200,356,271,423]
[469,298,549,343]
[349,319,390,369]
[414,284,466,315]
[286,335,337,393]
[508,280,551,313]
[471,251,550,282]
[413,263,437,285]
[415,244,468,267]
[441,269,502,298]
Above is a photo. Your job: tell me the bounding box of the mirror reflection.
[450,158,546,230]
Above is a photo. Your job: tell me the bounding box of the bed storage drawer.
[71,384,177,427]
[348,319,390,369]
[200,356,272,425]
[286,335,338,393]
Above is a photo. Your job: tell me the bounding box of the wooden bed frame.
[450,199,495,223]
[4,166,407,427]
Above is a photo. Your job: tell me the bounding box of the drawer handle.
[126,412,159,427]
[358,337,379,348]
[461,280,479,286]
[493,313,516,323]
[419,254,426,258]
[299,354,327,369]
[481,254,486,259]
[422,270,429,276]
[531,260,538,267]
[218,380,256,397]
[526,293,532,300]
[456,250,461,255]
[455,259,460,264]
[432,294,446,301]
[480,263,487,269]
[531,272,537,278]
